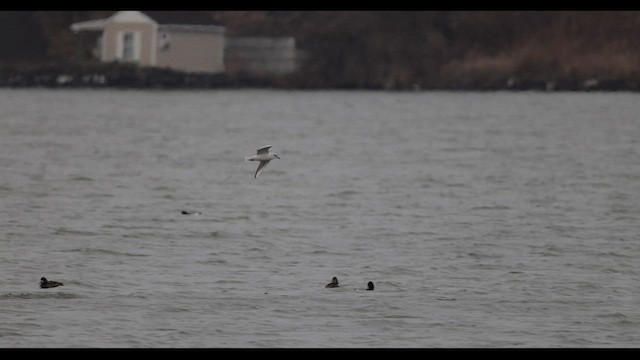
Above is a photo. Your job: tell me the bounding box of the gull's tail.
[244,156,253,163]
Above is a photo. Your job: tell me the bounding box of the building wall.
[225,37,297,75]
[102,22,157,65]
[156,30,225,73]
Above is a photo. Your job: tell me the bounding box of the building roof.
[143,11,219,26]
[71,11,224,33]
[111,11,156,23]
[70,18,109,32]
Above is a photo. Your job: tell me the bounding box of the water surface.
[1,89,639,347]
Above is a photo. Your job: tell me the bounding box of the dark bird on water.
[40,277,63,289]
[325,277,339,288]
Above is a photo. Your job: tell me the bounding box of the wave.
[68,175,94,182]
[196,259,228,266]
[596,312,638,325]
[151,185,176,192]
[62,247,149,257]
[328,190,360,198]
[80,192,114,198]
[469,205,511,211]
[0,292,83,300]
[209,231,228,239]
[53,227,101,237]
[0,184,13,192]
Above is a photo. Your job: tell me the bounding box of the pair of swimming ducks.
[325,277,374,291]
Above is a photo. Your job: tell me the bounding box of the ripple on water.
[61,247,149,257]
[0,292,84,300]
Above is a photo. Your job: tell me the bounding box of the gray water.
[1,89,639,348]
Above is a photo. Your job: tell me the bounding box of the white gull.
[245,145,280,178]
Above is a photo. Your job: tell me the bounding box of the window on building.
[122,32,136,61]
[159,32,171,50]
[94,35,103,59]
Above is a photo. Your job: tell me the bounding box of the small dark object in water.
[367,281,374,291]
[181,210,202,215]
[325,277,339,288]
[40,277,63,289]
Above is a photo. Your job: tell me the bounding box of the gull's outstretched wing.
[257,145,272,155]
[255,160,270,178]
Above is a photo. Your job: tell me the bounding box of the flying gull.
[245,145,280,178]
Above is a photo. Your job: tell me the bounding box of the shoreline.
[1,62,638,92]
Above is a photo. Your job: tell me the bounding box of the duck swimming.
[367,281,375,291]
[40,277,63,289]
[325,277,339,288]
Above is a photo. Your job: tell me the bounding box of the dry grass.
[438,36,640,89]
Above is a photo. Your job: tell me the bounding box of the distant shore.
[0,62,279,90]
[1,62,639,91]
